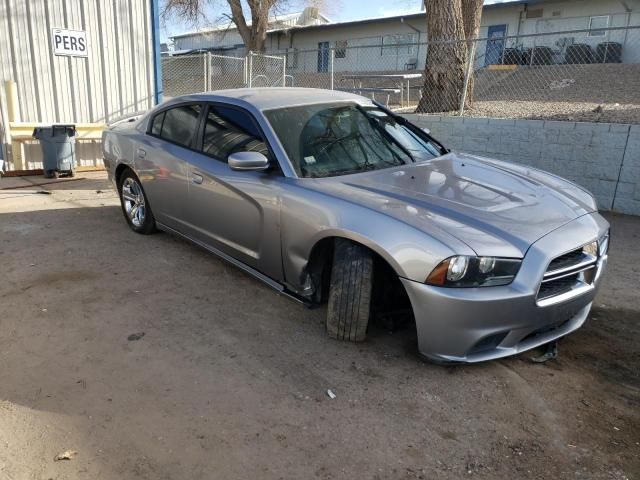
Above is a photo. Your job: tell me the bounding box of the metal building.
[0,0,162,171]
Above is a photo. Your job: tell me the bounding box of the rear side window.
[201,105,269,162]
[151,112,164,136]
[155,104,201,148]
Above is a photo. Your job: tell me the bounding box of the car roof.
[162,88,372,111]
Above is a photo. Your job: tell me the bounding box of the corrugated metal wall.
[0,0,155,125]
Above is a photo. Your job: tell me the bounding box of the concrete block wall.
[403,115,640,216]
[615,125,640,215]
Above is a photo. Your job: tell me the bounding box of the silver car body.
[103,88,609,363]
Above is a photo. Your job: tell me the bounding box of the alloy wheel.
[121,177,146,227]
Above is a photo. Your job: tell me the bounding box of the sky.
[161,0,513,42]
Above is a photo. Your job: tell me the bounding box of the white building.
[170,7,332,53]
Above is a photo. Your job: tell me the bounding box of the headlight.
[426,256,522,287]
[583,241,598,257]
[447,256,469,281]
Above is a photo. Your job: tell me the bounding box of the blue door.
[317,42,329,72]
[485,24,507,66]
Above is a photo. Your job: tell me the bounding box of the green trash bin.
[32,124,77,178]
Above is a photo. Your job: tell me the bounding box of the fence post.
[248,51,253,88]
[243,54,248,87]
[458,40,477,117]
[330,48,335,90]
[206,52,212,91]
[282,55,287,87]
[203,54,207,92]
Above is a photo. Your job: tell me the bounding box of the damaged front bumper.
[401,213,609,363]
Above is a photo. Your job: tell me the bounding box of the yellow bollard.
[5,80,20,123]
[4,80,23,170]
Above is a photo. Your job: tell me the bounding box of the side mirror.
[422,127,431,135]
[228,151,269,172]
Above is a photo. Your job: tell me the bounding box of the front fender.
[280,188,468,291]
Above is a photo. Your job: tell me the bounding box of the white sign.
[51,28,88,57]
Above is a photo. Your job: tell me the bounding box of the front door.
[485,24,508,66]
[317,41,329,72]
[183,103,282,279]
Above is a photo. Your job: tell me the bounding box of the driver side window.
[201,105,270,163]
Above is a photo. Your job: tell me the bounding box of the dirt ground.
[0,172,638,480]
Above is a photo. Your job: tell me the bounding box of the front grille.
[537,245,599,304]
[537,273,580,300]
[547,248,584,272]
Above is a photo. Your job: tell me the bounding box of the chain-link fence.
[208,54,247,91]
[162,54,208,97]
[247,52,287,87]
[162,53,247,97]
[161,25,640,123]
[460,25,640,124]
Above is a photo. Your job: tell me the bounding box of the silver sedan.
[102,88,609,363]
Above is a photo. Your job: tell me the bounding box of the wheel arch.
[114,163,132,189]
[303,232,413,309]
[307,229,406,274]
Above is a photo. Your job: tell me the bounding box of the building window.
[526,8,543,19]
[381,33,417,56]
[589,16,609,36]
[335,40,347,59]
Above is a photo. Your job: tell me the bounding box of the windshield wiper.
[309,167,367,178]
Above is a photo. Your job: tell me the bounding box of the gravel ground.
[462,100,640,124]
[0,173,638,480]
[420,64,640,123]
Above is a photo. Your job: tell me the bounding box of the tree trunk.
[461,0,482,40]
[460,0,483,107]
[227,0,275,51]
[417,0,467,113]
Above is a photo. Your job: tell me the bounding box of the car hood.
[309,152,597,257]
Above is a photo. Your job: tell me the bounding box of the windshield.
[264,103,442,178]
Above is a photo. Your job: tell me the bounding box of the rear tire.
[118,169,156,235]
[326,239,373,342]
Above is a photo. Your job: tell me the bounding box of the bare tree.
[417,0,483,113]
[163,0,279,51]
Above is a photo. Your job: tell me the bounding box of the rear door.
[136,103,203,231]
[182,102,283,279]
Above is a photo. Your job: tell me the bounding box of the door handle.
[192,173,203,185]
[136,148,146,158]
